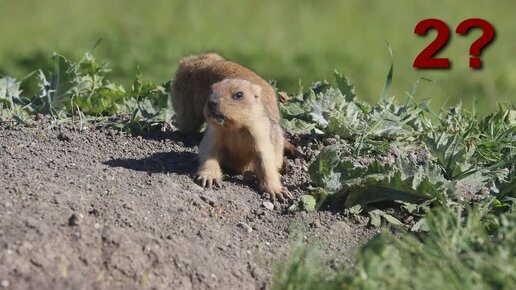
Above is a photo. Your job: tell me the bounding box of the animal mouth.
[208,111,226,125]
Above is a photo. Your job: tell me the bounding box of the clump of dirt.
[0,124,376,290]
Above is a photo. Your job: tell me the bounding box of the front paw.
[261,183,292,202]
[196,168,222,189]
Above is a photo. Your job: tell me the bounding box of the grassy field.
[273,205,516,290]
[0,0,514,112]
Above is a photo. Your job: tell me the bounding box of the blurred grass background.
[0,0,514,112]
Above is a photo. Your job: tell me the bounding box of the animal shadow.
[133,124,203,147]
[104,151,197,175]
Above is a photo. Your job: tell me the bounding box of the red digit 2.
[413,19,451,69]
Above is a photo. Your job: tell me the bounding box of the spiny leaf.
[0,76,21,109]
[334,70,357,102]
[309,143,453,211]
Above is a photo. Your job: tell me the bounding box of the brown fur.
[171,53,293,200]
[172,52,279,133]
[195,79,290,200]
[171,52,302,157]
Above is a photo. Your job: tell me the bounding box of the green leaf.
[0,76,21,108]
[368,209,403,227]
[334,70,357,102]
[368,210,382,227]
[424,132,476,180]
[308,144,345,191]
[281,118,317,133]
[382,212,403,226]
[308,143,452,209]
[49,53,79,109]
[410,217,428,232]
[301,195,317,212]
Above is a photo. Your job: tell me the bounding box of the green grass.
[273,203,516,290]
[271,50,515,290]
[1,0,515,113]
[281,71,514,223]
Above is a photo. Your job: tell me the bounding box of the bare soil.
[0,124,375,290]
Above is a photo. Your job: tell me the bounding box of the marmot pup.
[197,79,289,200]
[172,53,301,157]
[172,52,280,133]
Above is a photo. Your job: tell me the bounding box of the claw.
[282,189,293,199]
[195,173,222,189]
[265,187,291,203]
[279,188,292,202]
[195,175,204,187]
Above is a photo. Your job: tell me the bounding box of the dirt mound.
[0,125,375,290]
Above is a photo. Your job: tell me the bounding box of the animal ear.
[250,83,262,98]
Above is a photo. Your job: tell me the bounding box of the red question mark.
[456,18,495,69]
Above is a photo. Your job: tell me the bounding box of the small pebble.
[237,222,253,233]
[323,137,338,145]
[1,279,9,288]
[68,214,80,226]
[57,132,71,142]
[262,201,274,211]
[310,219,322,228]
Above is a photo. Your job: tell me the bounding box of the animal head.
[204,79,263,128]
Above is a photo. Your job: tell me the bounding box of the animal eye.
[233,91,244,100]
